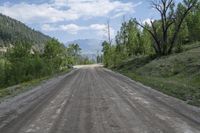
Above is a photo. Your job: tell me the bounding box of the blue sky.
[0,0,180,43]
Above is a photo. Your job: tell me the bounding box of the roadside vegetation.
[0,12,96,98]
[115,44,200,106]
[0,39,93,98]
[102,0,200,106]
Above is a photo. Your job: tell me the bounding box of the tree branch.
[133,19,161,53]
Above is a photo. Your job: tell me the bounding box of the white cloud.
[41,24,58,31]
[142,18,154,25]
[59,24,87,34]
[0,2,78,23]
[90,24,107,30]
[41,23,85,34]
[0,0,141,24]
[111,12,126,19]
[53,0,68,6]
[41,23,114,37]
[89,24,115,38]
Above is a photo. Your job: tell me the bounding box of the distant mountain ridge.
[0,13,51,51]
[66,39,103,55]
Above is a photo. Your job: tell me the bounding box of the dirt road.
[0,65,200,133]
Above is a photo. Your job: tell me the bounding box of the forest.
[0,14,51,51]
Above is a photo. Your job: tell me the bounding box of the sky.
[0,0,180,43]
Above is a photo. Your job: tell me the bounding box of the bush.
[0,39,67,88]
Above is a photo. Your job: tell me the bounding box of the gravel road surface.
[0,65,200,133]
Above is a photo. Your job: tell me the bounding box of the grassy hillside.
[114,43,200,106]
[0,13,51,50]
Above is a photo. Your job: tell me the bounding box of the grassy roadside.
[113,44,200,107]
[0,68,72,100]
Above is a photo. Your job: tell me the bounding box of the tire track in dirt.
[0,65,200,133]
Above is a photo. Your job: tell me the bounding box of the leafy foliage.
[102,0,200,68]
[133,0,198,55]
[0,39,90,89]
[115,44,200,106]
[186,3,200,42]
[102,20,153,67]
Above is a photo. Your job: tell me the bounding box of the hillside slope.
[0,13,51,50]
[115,43,200,106]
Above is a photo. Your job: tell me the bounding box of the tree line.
[0,39,90,89]
[102,0,200,67]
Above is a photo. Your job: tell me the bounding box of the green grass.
[0,78,45,99]
[0,68,71,100]
[114,43,200,106]
[0,55,72,100]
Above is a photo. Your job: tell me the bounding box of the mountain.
[66,39,103,55]
[66,39,103,60]
[0,13,51,51]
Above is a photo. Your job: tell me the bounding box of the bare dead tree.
[133,0,198,55]
[107,19,112,45]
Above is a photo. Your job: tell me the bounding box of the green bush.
[0,39,68,89]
